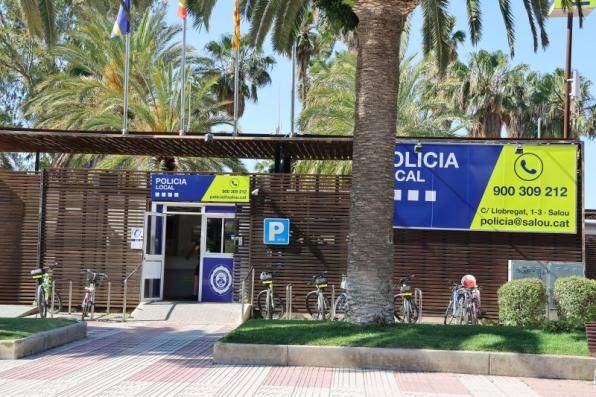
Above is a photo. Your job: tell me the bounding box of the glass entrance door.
[199,214,236,302]
[141,212,165,301]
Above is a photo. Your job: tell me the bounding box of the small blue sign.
[201,257,234,302]
[263,218,290,245]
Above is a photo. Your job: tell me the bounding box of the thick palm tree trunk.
[346,1,417,324]
[480,113,502,138]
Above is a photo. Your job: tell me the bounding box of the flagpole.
[122,23,131,134]
[290,42,296,137]
[233,50,240,136]
[187,74,192,131]
[179,16,187,135]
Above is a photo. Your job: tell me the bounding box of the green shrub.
[498,278,546,327]
[553,276,596,326]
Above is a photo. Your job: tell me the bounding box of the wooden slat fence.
[0,168,591,318]
[43,169,150,310]
[0,170,40,305]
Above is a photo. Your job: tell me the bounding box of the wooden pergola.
[0,127,352,159]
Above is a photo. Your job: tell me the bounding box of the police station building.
[0,128,593,317]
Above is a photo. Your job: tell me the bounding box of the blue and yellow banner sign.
[393,143,577,233]
[151,174,250,203]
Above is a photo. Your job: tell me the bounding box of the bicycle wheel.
[402,299,412,323]
[469,300,478,325]
[50,290,62,314]
[317,293,330,320]
[334,294,347,321]
[81,293,90,320]
[270,297,285,320]
[256,290,268,318]
[36,285,47,318]
[456,298,466,324]
[305,291,319,317]
[393,295,403,322]
[409,300,420,324]
[443,300,453,325]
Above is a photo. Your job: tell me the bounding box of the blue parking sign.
[263,218,290,245]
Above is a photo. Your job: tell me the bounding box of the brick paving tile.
[0,321,594,397]
[521,377,596,397]
[395,372,472,396]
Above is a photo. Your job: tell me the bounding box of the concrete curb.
[213,342,596,381]
[0,321,87,359]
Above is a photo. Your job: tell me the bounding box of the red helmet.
[461,274,477,288]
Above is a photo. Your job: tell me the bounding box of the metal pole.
[50,280,55,318]
[285,285,289,319]
[68,280,72,314]
[563,12,573,140]
[290,42,296,137]
[34,152,40,171]
[289,285,293,320]
[233,49,240,136]
[250,268,255,306]
[187,75,192,131]
[35,170,46,271]
[537,117,542,139]
[107,281,111,315]
[241,280,245,320]
[179,16,187,135]
[122,32,131,134]
[331,285,336,320]
[123,280,128,322]
[91,289,95,320]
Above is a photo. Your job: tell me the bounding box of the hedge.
[498,278,546,327]
[553,276,596,326]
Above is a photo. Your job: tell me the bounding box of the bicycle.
[256,271,285,320]
[81,269,108,320]
[460,286,483,325]
[305,273,331,320]
[443,281,465,325]
[30,263,62,318]
[394,275,420,323]
[333,274,348,321]
[443,278,484,325]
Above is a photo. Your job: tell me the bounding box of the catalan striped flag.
[178,0,187,19]
[233,0,240,52]
[111,0,131,38]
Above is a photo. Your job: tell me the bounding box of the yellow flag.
[233,0,240,52]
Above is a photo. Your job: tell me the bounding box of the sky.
[164,1,595,209]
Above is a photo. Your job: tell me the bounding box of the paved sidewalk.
[0,321,593,396]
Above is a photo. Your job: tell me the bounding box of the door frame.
[199,212,236,302]
[150,202,236,302]
[141,211,166,302]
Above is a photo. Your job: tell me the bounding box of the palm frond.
[421,0,451,73]
[18,0,56,47]
[498,0,516,57]
[465,0,482,45]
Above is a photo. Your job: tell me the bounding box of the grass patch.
[222,320,589,357]
[0,318,77,340]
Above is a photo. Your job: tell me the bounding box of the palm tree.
[437,50,527,138]
[25,9,237,172]
[191,1,573,325]
[507,69,595,139]
[295,50,461,174]
[202,34,275,118]
[17,0,157,47]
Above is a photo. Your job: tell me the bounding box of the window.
[206,218,222,253]
[224,219,236,254]
[206,217,236,254]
